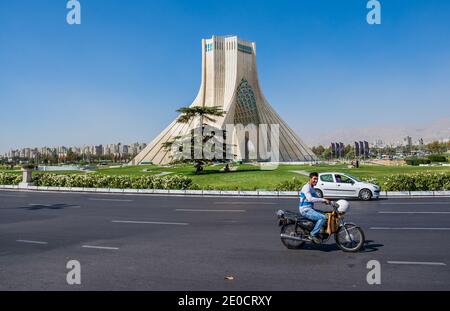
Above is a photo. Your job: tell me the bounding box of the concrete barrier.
[220,190,239,196]
[410,191,435,196]
[239,191,259,196]
[95,188,111,193]
[153,189,170,194]
[138,189,154,194]
[168,190,186,195]
[123,189,137,193]
[386,191,410,197]
[110,188,125,193]
[258,191,279,196]
[278,191,298,196]
[82,188,97,192]
[185,190,203,195]
[434,191,450,196]
[203,190,221,195]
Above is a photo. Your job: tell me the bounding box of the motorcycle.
[276,200,365,252]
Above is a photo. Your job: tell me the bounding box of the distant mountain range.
[303,117,450,147]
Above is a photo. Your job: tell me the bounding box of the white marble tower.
[132,35,316,164]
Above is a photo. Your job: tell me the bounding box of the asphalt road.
[0,190,449,290]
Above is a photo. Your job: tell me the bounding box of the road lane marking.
[0,194,27,197]
[214,202,277,205]
[82,245,119,250]
[88,198,133,202]
[387,261,446,266]
[16,240,48,245]
[379,211,450,214]
[28,203,81,208]
[380,202,450,205]
[112,220,189,225]
[175,209,246,212]
[371,227,450,230]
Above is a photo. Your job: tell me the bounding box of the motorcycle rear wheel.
[280,224,305,249]
[335,224,365,252]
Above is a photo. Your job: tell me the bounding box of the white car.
[314,172,380,201]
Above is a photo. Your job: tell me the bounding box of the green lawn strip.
[1,163,449,190]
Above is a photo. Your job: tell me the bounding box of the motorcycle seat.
[281,210,311,222]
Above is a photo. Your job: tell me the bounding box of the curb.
[1,185,450,198]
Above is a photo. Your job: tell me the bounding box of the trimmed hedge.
[0,173,195,190]
[405,157,431,166]
[0,173,22,185]
[383,172,450,191]
[274,177,304,191]
[427,154,448,163]
[406,155,449,166]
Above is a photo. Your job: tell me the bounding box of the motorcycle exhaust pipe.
[280,234,308,242]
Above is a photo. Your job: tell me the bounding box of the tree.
[65,150,79,163]
[164,105,228,173]
[176,106,225,128]
[321,148,331,160]
[344,145,355,159]
[312,145,325,157]
[427,141,447,154]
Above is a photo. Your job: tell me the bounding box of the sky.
[1,0,449,153]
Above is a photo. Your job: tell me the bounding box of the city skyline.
[3,141,147,159]
[4,134,439,161]
[1,1,450,154]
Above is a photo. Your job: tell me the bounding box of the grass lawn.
[2,163,449,190]
[93,163,450,190]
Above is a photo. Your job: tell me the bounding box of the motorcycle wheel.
[280,224,305,249]
[335,224,365,252]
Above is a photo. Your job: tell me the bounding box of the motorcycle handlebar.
[329,201,339,210]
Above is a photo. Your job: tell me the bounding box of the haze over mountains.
[303,117,450,147]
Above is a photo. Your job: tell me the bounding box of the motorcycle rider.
[299,172,330,243]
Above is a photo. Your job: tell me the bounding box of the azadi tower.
[131,35,316,165]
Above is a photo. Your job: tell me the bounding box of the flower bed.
[382,172,450,191]
[1,173,195,190]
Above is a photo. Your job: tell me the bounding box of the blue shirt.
[299,183,326,214]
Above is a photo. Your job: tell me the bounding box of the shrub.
[383,172,450,191]
[274,177,304,191]
[28,174,195,190]
[0,173,22,185]
[427,154,448,163]
[405,157,431,166]
[0,172,196,190]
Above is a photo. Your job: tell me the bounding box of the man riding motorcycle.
[299,172,330,244]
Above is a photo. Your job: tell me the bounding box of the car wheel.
[359,189,372,201]
[315,189,323,198]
